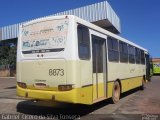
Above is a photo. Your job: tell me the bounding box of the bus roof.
[74,15,148,53]
[21,15,148,53]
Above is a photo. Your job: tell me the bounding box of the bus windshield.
[21,18,69,54]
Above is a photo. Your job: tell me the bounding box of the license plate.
[34,83,47,89]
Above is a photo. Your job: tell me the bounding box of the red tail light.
[17,82,27,88]
[58,85,72,91]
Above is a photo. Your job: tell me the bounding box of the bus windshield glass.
[21,18,69,54]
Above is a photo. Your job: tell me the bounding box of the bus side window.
[77,25,90,60]
[141,50,145,64]
[119,41,128,63]
[135,48,141,64]
[107,37,119,62]
[129,45,135,64]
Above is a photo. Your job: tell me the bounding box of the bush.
[0,45,17,69]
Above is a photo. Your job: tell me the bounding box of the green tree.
[0,45,16,68]
[0,46,10,66]
[8,46,17,68]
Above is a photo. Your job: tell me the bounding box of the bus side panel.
[66,60,93,104]
[78,60,93,104]
[121,76,143,92]
[107,62,145,95]
[106,77,143,98]
[107,82,114,98]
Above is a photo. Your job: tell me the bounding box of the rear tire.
[140,78,145,90]
[112,81,121,104]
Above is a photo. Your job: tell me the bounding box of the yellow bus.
[17,15,149,104]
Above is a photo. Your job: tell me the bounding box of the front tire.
[112,81,121,104]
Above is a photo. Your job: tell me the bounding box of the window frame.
[135,48,141,64]
[128,45,135,64]
[107,36,119,62]
[119,41,128,63]
[77,25,91,60]
[140,50,145,65]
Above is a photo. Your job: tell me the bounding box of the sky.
[0,0,160,58]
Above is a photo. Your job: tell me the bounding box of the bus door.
[92,35,107,102]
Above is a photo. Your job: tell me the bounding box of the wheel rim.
[114,83,120,100]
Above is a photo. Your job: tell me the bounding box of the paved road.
[0,76,160,120]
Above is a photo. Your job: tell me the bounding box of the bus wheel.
[112,81,121,104]
[140,77,145,90]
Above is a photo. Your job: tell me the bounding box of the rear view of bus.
[16,15,81,104]
[17,15,149,105]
